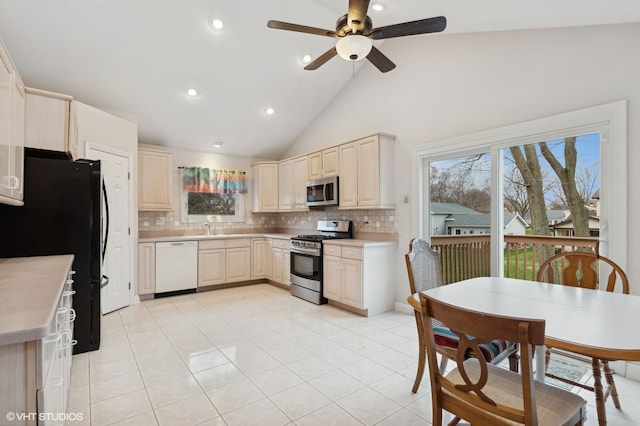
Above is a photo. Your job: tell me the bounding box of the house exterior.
[430,202,528,236]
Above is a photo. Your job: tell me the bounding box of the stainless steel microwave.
[306,177,339,207]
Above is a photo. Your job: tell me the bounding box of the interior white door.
[88,146,131,313]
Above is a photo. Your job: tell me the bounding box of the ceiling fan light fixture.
[300,53,313,64]
[336,35,372,62]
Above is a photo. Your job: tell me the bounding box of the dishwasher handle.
[157,241,198,248]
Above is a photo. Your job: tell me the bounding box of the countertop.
[0,255,74,346]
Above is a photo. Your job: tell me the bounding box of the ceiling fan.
[267,0,446,73]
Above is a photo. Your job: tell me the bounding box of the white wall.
[281,23,640,303]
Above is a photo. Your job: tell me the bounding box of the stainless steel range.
[290,220,353,304]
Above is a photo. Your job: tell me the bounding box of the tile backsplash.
[138,207,398,236]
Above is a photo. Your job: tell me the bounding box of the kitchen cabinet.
[322,242,396,315]
[251,238,268,279]
[138,147,172,211]
[278,155,308,211]
[308,146,338,180]
[338,134,395,209]
[0,256,75,426]
[24,88,73,154]
[0,39,25,206]
[198,238,251,286]
[137,242,156,295]
[251,162,279,212]
[270,238,291,286]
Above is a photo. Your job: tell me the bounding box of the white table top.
[423,277,640,361]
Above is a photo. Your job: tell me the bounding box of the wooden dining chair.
[405,237,519,394]
[537,251,628,423]
[420,292,586,426]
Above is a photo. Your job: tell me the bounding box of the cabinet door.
[252,162,278,212]
[0,48,12,200]
[24,90,71,152]
[137,243,156,294]
[138,148,172,211]
[264,239,273,279]
[322,147,339,177]
[292,156,308,209]
[10,78,24,200]
[338,142,358,207]
[272,247,283,283]
[278,160,292,210]
[356,136,380,207]
[198,249,226,286]
[251,239,267,279]
[341,258,363,308]
[308,151,323,180]
[322,255,342,301]
[226,247,251,282]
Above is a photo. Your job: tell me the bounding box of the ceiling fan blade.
[347,0,370,32]
[304,47,338,70]
[267,20,338,38]
[369,16,447,40]
[366,46,396,73]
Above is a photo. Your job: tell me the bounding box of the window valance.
[181,166,248,194]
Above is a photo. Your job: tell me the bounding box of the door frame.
[86,141,138,305]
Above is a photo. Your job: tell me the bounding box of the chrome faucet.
[203,222,211,236]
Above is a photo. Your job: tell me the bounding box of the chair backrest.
[420,293,545,425]
[536,251,629,294]
[405,237,444,294]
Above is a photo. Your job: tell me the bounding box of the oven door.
[290,248,321,282]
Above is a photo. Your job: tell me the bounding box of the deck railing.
[429,234,600,284]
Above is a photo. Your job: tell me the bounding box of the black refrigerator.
[0,148,107,354]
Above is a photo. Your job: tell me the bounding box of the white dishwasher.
[155,241,198,293]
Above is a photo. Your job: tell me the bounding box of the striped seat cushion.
[432,319,511,362]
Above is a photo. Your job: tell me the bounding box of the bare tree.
[539,137,590,237]
[509,145,550,236]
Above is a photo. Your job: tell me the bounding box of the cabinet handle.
[8,176,19,189]
[69,308,77,322]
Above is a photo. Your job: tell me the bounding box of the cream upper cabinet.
[278,155,308,211]
[251,162,278,212]
[137,242,156,295]
[24,88,73,153]
[292,155,308,209]
[278,159,292,210]
[0,40,25,206]
[138,147,172,211]
[338,134,395,209]
[308,147,338,180]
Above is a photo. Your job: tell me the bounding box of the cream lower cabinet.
[270,238,291,286]
[251,237,290,285]
[137,242,156,295]
[322,242,396,315]
[251,238,268,279]
[199,239,251,287]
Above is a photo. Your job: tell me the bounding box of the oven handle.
[290,246,321,256]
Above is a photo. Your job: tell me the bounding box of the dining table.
[419,276,640,426]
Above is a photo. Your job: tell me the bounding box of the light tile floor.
[67,284,640,425]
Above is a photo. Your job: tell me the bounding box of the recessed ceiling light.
[265,107,275,115]
[186,88,198,97]
[209,17,224,31]
[213,141,223,148]
[372,3,385,11]
[300,53,313,64]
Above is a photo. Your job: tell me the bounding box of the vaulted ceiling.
[1,0,639,158]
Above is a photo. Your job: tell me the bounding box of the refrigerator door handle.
[102,181,109,263]
[100,275,110,289]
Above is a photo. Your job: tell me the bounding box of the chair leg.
[592,358,608,426]
[412,310,426,393]
[602,360,621,409]
[545,346,552,371]
[508,344,520,373]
